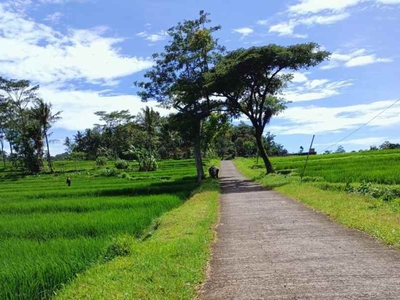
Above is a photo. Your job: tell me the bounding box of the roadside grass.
[234,158,400,248]
[55,178,220,300]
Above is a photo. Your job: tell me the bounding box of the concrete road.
[201,161,400,300]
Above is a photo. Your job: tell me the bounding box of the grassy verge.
[234,158,400,247]
[55,178,220,300]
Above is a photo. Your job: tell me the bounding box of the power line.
[323,97,400,152]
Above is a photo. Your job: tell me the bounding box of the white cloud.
[345,55,392,67]
[136,30,168,43]
[288,0,365,15]
[283,79,352,102]
[376,0,400,3]
[269,13,350,37]
[0,3,153,86]
[270,99,400,135]
[322,49,392,69]
[291,72,309,83]
[300,12,350,25]
[257,20,269,25]
[268,21,307,38]
[232,27,254,37]
[44,12,63,23]
[39,0,87,4]
[305,79,330,88]
[40,86,175,131]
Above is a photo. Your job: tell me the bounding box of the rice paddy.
[0,159,203,299]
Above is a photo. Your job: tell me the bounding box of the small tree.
[335,145,346,153]
[125,146,157,172]
[32,99,62,173]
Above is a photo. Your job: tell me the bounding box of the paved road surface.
[201,161,400,299]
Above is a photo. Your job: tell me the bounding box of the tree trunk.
[255,129,275,174]
[0,138,5,168]
[44,130,54,173]
[193,120,205,183]
[9,142,15,168]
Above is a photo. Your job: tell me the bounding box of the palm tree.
[32,99,61,173]
[136,106,161,152]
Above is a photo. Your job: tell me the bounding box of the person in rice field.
[66,177,71,187]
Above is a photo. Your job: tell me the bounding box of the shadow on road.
[221,178,288,194]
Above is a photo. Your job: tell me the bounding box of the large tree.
[206,43,330,173]
[0,78,44,173]
[135,11,224,183]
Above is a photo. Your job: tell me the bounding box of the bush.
[103,168,118,177]
[118,172,130,179]
[114,159,129,170]
[96,156,107,166]
[103,235,132,262]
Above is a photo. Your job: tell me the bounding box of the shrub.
[114,159,129,170]
[124,146,158,172]
[118,172,130,179]
[103,235,132,262]
[103,168,118,177]
[96,156,107,166]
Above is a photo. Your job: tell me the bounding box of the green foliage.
[114,159,128,170]
[96,156,107,166]
[205,43,330,173]
[135,10,224,182]
[102,168,118,177]
[118,172,130,179]
[103,235,133,262]
[344,181,397,201]
[125,146,158,172]
[0,78,62,174]
[0,159,200,299]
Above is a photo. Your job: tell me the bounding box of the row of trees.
[371,141,400,151]
[62,108,287,163]
[135,11,329,182]
[0,78,61,173]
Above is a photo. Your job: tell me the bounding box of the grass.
[55,178,220,300]
[268,149,400,184]
[234,155,400,248]
[1,158,218,300]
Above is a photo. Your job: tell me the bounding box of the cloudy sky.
[0,0,399,154]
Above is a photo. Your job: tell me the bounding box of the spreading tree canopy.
[206,43,330,173]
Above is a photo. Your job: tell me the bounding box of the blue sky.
[0,0,400,155]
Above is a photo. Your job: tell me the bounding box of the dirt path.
[201,161,400,299]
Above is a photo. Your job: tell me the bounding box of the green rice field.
[0,159,202,300]
[262,149,400,184]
